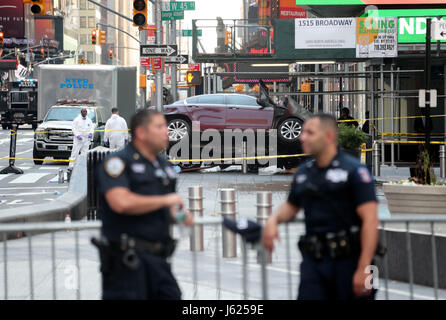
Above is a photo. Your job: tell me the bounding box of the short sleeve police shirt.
[287,150,377,234]
[97,144,177,242]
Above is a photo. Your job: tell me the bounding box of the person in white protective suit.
[104,108,128,150]
[69,108,94,168]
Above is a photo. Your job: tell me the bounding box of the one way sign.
[432,21,446,41]
[140,45,178,57]
[165,55,189,64]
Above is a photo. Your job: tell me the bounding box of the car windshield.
[45,107,96,122]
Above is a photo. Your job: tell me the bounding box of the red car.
[160,92,311,145]
[151,82,312,169]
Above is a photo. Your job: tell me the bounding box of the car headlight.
[35,129,45,140]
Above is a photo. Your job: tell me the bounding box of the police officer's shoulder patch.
[358,167,372,183]
[104,156,126,178]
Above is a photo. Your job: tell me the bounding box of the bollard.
[440,145,446,179]
[58,169,64,184]
[373,143,380,177]
[189,186,204,252]
[220,188,237,258]
[256,192,273,264]
[242,140,247,174]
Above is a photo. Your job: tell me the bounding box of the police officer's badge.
[105,157,126,178]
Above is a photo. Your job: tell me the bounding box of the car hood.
[286,98,313,121]
[37,120,95,131]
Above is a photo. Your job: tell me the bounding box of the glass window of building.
[86,51,94,64]
[88,17,95,28]
[79,0,87,10]
[79,34,88,45]
[79,16,87,28]
[88,1,95,9]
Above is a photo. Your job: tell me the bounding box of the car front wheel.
[167,118,190,142]
[278,118,303,144]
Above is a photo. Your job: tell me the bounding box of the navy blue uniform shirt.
[287,150,377,235]
[97,143,177,242]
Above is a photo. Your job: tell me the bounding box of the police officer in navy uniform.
[94,109,193,300]
[263,114,379,300]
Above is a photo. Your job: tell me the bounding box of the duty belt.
[109,234,177,259]
[298,227,361,260]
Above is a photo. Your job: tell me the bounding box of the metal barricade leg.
[241,238,249,300]
[28,232,34,300]
[406,222,414,300]
[373,143,380,177]
[440,145,445,179]
[220,189,237,258]
[430,222,439,300]
[3,233,7,300]
[188,186,204,252]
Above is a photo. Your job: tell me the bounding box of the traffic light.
[108,49,113,60]
[91,29,97,45]
[99,30,106,45]
[186,71,201,86]
[30,0,45,15]
[0,32,4,47]
[224,30,232,46]
[133,0,148,27]
[40,48,45,59]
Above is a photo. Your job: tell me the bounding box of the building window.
[79,0,87,10]
[79,34,88,45]
[88,17,95,28]
[88,1,95,9]
[86,51,94,64]
[79,16,87,28]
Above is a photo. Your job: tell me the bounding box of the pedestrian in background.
[104,108,128,150]
[263,113,379,300]
[69,108,93,169]
[339,107,359,128]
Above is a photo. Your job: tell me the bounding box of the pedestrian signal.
[186,71,201,86]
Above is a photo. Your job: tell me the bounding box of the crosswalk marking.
[9,173,49,184]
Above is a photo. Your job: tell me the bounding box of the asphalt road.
[0,126,69,210]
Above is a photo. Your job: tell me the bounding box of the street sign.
[147,24,156,44]
[152,57,164,71]
[165,54,189,64]
[419,89,437,108]
[432,21,446,41]
[188,63,200,71]
[182,29,202,37]
[161,10,184,21]
[161,1,195,11]
[140,57,151,66]
[186,71,201,86]
[140,44,178,57]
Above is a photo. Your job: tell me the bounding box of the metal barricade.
[440,145,445,179]
[256,192,272,264]
[189,186,204,252]
[2,198,446,300]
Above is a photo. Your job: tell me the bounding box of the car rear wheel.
[278,118,303,144]
[167,118,190,142]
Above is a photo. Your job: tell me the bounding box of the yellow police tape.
[0,156,73,162]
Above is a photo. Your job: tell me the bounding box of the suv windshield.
[45,107,96,122]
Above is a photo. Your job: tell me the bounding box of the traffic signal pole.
[171,20,178,102]
[155,0,164,112]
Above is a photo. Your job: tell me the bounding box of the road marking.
[0,186,66,190]
[8,173,49,184]
[7,200,33,205]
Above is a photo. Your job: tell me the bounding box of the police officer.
[263,114,379,300]
[104,108,128,150]
[95,109,194,300]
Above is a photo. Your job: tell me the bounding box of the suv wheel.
[167,119,190,142]
[278,118,303,144]
[33,147,44,165]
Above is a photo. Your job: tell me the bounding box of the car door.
[225,94,274,130]
[185,95,227,131]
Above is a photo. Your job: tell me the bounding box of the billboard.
[295,1,446,4]
[295,18,357,49]
[367,9,446,43]
[0,0,25,39]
